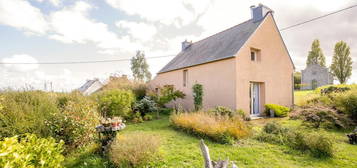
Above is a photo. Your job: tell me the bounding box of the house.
[301,64,333,90]
[78,79,103,95]
[150,4,295,116]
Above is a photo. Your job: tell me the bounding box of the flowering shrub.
[170,112,251,144]
[97,89,135,118]
[47,93,100,152]
[0,134,64,168]
[133,96,158,116]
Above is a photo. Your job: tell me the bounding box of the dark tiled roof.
[159,18,264,73]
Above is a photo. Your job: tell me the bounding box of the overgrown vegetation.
[256,122,334,157]
[109,132,160,167]
[97,89,135,118]
[0,134,64,168]
[290,105,352,129]
[170,111,251,144]
[0,91,99,152]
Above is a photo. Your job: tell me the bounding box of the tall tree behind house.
[131,50,152,82]
[330,41,353,84]
[306,39,326,67]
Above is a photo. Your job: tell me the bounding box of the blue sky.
[0,0,356,91]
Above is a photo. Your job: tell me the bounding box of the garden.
[1,79,357,167]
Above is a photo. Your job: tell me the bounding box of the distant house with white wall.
[78,79,103,95]
[301,64,333,90]
[150,4,294,117]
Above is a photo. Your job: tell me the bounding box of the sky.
[0,0,357,91]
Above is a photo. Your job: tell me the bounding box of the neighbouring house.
[150,4,295,116]
[78,79,103,95]
[301,64,333,90]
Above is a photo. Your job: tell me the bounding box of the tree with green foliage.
[293,72,301,90]
[131,50,152,82]
[330,41,353,84]
[306,39,326,67]
[192,83,203,111]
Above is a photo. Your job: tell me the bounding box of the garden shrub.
[290,105,352,129]
[170,112,251,144]
[133,96,158,116]
[97,89,135,118]
[109,132,160,167]
[209,106,250,120]
[314,84,357,94]
[0,91,58,139]
[256,122,334,158]
[265,104,290,117]
[143,114,153,121]
[47,93,100,151]
[320,86,350,95]
[303,132,334,157]
[132,84,147,100]
[334,90,357,121]
[132,112,144,123]
[159,108,173,115]
[210,106,235,117]
[192,83,203,111]
[0,91,100,153]
[149,85,185,107]
[0,134,64,168]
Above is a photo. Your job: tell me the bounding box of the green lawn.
[115,116,357,168]
[294,90,315,106]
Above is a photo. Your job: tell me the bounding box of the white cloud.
[0,0,49,34]
[116,21,157,41]
[35,0,61,6]
[1,54,39,72]
[49,1,142,54]
[105,0,211,26]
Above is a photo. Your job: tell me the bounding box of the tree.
[131,50,152,82]
[330,41,353,84]
[306,39,326,67]
[293,72,301,90]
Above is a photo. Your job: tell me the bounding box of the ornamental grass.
[170,111,251,144]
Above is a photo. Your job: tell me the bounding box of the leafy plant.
[265,104,290,117]
[97,89,135,118]
[150,85,185,107]
[0,134,64,168]
[133,96,158,117]
[192,83,203,111]
[109,132,160,167]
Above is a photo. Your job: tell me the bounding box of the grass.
[116,116,357,168]
[294,90,316,106]
[64,143,115,168]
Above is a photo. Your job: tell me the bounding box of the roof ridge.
[190,18,253,46]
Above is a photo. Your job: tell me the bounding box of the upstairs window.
[183,70,188,87]
[250,48,261,62]
[251,51,256,61]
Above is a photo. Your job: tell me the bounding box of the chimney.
[250,4,273,22]
[181,40,192,51]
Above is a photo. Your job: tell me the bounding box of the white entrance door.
[250,83,260,116]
